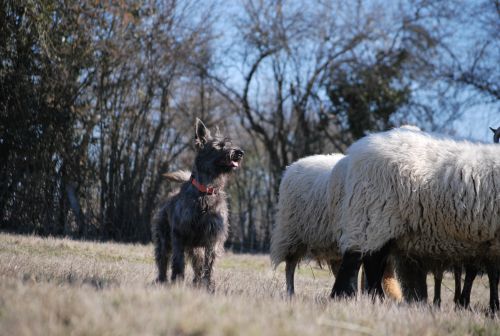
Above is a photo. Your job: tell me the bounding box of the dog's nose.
[231,149,245,161]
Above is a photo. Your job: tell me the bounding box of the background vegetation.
[1,0,499,251]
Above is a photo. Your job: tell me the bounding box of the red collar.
[190,175,218,195]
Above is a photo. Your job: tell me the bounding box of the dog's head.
[194,118,244,174]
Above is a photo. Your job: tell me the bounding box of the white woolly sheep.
[270,154,345,296]
[453,126,500,310]
[395,127,500,309]
[271,154,402,300]
[331,127,500,311]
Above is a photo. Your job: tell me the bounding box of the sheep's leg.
[433,269,443,307]
[330,251,362,299]
[359,266,368,292]
[285,254,299,297]
[362,244,391,300]
[486,264,499,314]
[453,266,462,304]
[330,259,341,278]
[458,265,478,309]
[397,257,427,303]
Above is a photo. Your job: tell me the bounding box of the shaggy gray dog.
[152,119,244,290]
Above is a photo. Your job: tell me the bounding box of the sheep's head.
[490,126,500,144]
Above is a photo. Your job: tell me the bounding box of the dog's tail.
[163,170,191,183]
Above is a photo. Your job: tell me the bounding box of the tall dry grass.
[0,233,497,335]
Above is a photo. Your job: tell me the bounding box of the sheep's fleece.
[339,127,500,261]
[270,154,346,267]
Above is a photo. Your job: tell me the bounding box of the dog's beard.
[216,161,238,173]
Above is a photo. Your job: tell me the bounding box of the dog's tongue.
[231,161,239,168]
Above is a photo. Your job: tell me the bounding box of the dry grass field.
[0,233,498,336]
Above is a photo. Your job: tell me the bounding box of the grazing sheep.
[454,126,500,310]
[271,154,402,301]
[401,126,500,308]
[367,126,459,305]
[331,127,500,312]
[271,154,345,296]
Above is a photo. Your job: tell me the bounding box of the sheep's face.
[490,126,500,143]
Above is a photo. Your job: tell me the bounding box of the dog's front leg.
[189,248,204,286]
[202,246,216,292]
[171,234,185,282]
[155,235,169,283]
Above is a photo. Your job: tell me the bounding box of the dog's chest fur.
[168,184,228,247]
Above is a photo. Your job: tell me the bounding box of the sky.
[455,107,499,142]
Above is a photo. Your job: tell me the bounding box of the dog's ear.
[214,125,222,138]
[195,118,211,148]
[490,127,497,133]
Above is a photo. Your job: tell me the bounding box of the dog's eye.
[217,142,225,149]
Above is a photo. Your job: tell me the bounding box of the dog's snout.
[231,149,245,161]
[232,149,244,160]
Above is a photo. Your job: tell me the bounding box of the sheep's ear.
[493,126,500,144]
[195,118,211,148]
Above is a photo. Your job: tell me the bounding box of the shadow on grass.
[21,271,120,290]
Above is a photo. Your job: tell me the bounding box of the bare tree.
[78,1,219,241]
[439,0,500,101]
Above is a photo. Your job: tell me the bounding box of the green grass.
[0,233,497,335]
